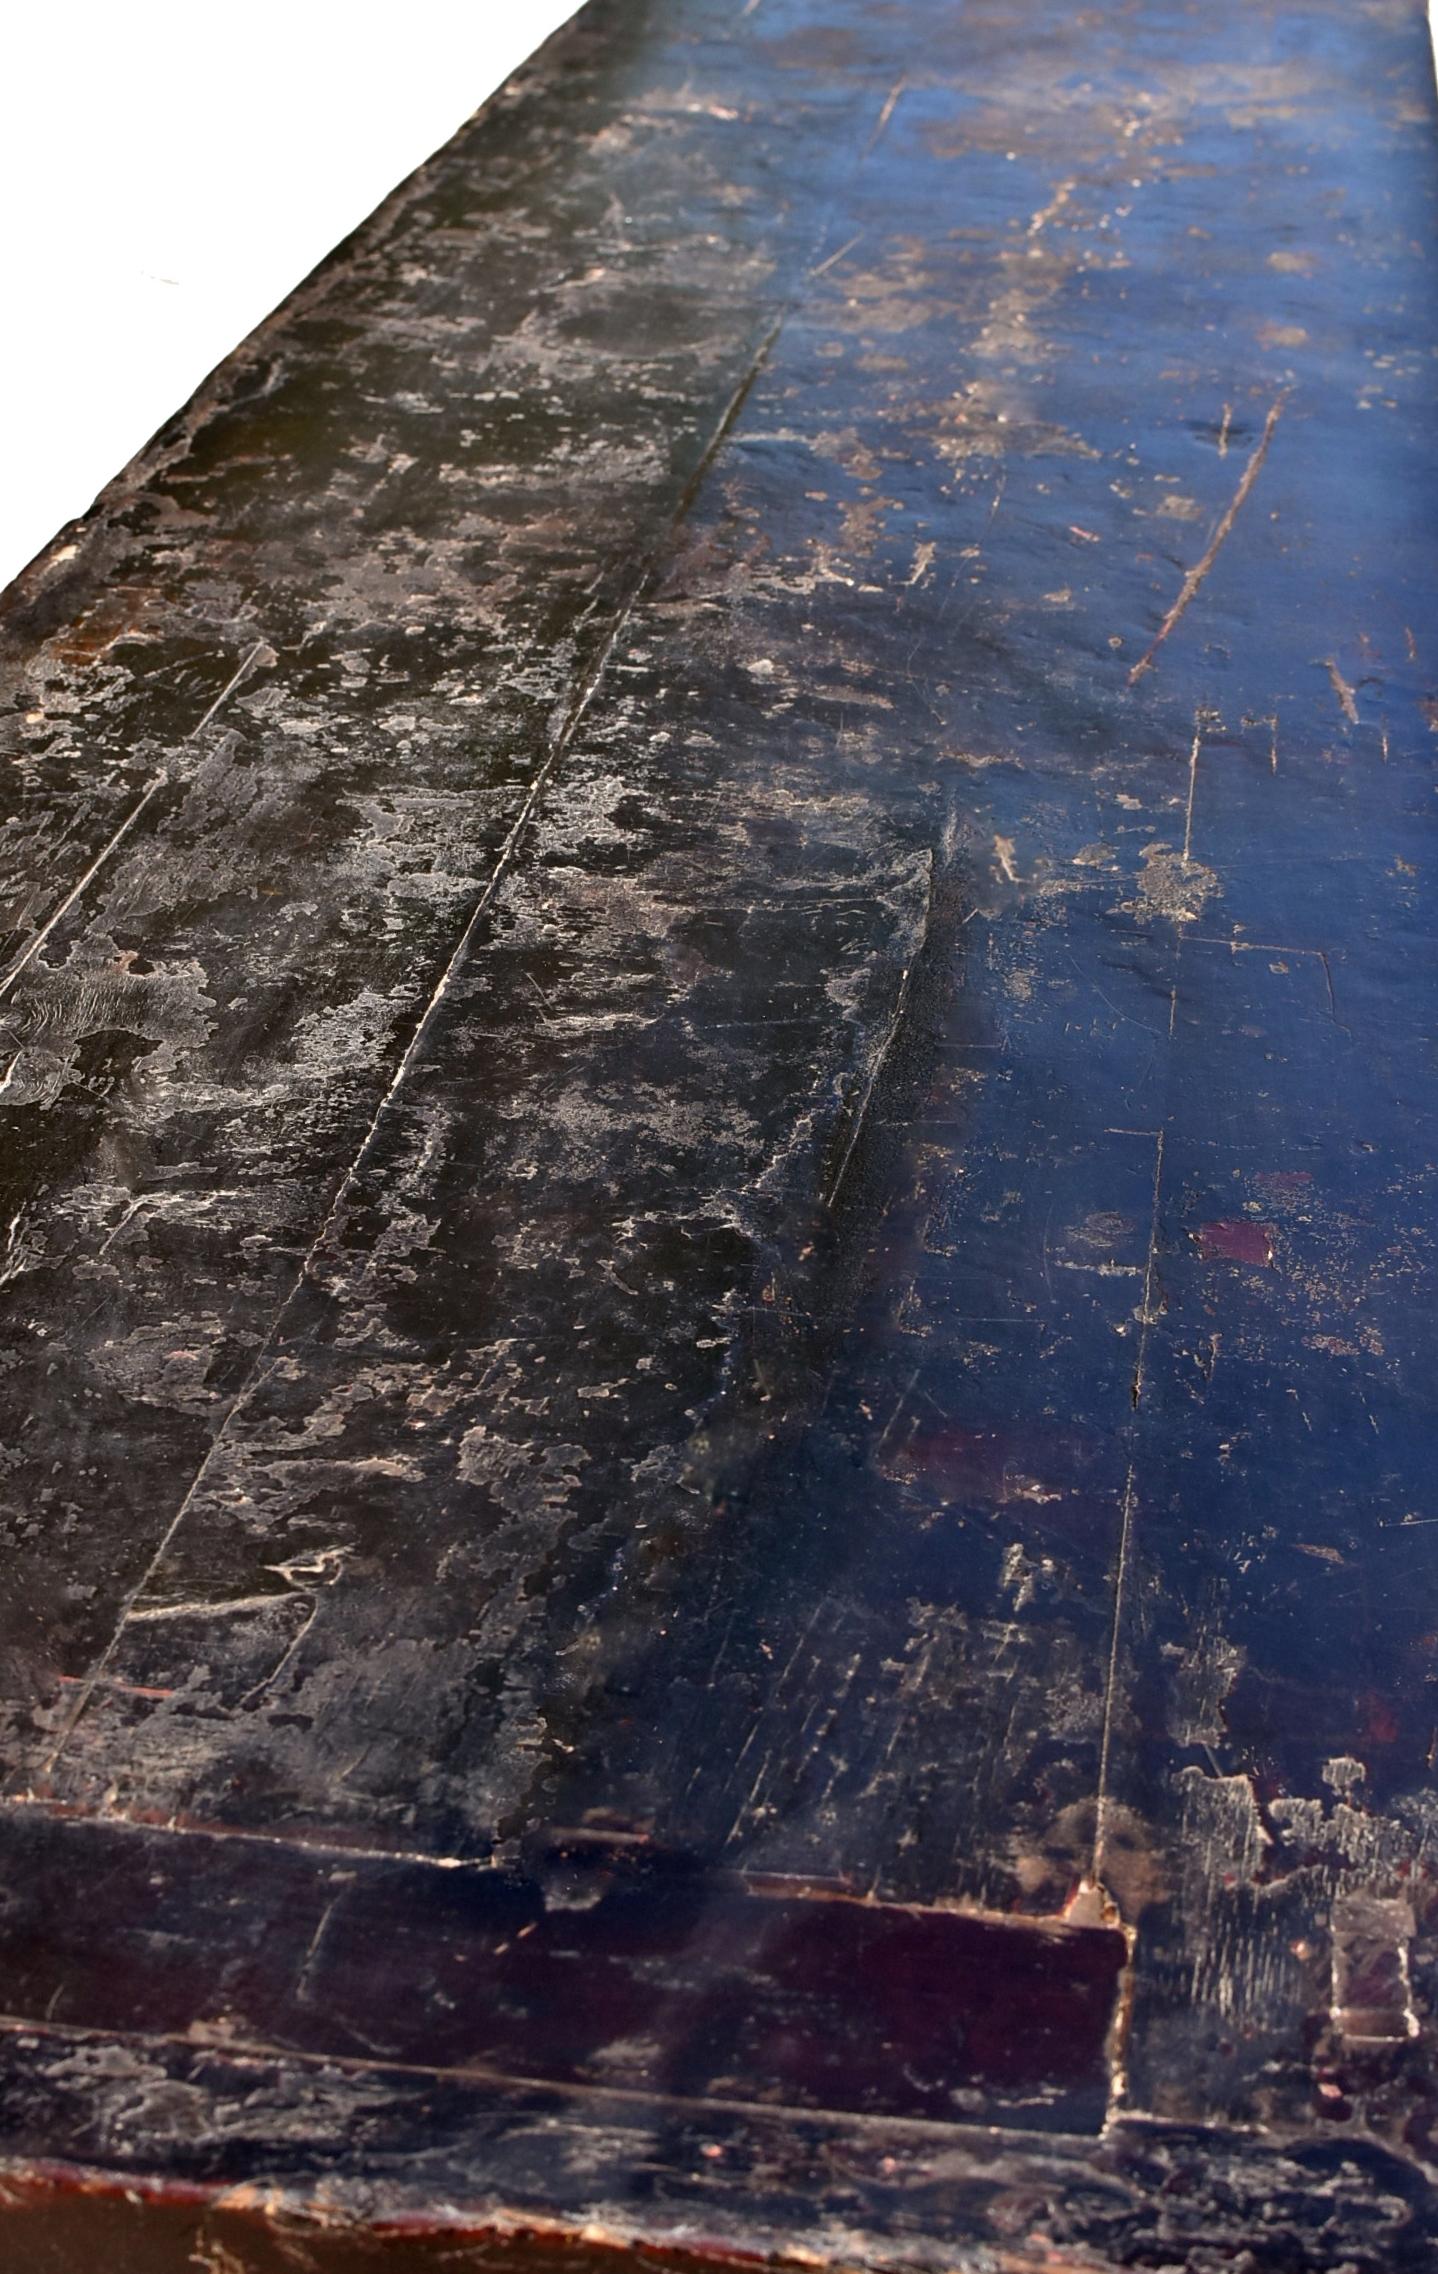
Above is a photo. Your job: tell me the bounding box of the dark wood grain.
[2,0,1438,2262]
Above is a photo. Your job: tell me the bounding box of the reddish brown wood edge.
[0,2166,1110,2274]
[0,1807,1127,2132]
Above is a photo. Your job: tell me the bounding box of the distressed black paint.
[2,0,1438,2263]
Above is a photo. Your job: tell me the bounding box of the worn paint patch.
[1194,1218,1275,1266]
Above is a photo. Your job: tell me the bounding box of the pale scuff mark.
[1028,179,1075,236]
[1331,1890,1419,2044]
[189,2237,252,2274]
[1121,843,1221,927]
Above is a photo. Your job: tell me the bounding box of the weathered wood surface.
[2,0,1438,2262]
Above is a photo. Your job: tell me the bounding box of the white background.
[5,3,1437,599]
[1,2,578,595]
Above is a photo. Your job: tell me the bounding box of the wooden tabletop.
[2,0,1438,2263]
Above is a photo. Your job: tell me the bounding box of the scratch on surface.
[1182,718,1203,866]
[0,1209,33,1289]
[294,1882,353,2005]
[96,1193,188,1259]
[866,77,906,154]
[1094,1478,1138,1901]
[811,232,863,279]
[1196,936,1344,1029]
[54,1674,175,1700]
[125,1594,289,1623]
[1129,1124,1167,1411]
[1217,402,1232,457]
[877,1366,922,1453]
[1242,710,1278,771]
[1093,1121,1167,1897]
[0,639,275,1010]
[0,780,167,1008]
[1128,392,1290,685]
[525,972,557,1026]
[189,639,276,738]
[34,328,794,1783]
[1322,657,1360,725]
[0,1792,477,1875]
[823,852,935,1211]
[239,1596,326,1709]
[0,1954,1123,2137]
